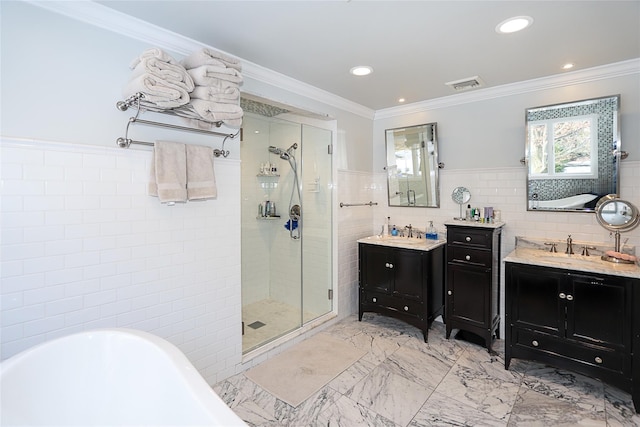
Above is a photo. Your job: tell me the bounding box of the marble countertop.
[444,220,505,229]
[504,247,640,279]
[358,235,446,252]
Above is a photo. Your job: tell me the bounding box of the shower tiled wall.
[0,138,242,384]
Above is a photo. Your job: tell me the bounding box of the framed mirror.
[524,95,622,212]
[385,123,440,207]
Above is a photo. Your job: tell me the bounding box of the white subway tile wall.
[1,138,242,384]
[2,137,637,385]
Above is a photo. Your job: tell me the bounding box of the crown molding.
[375,58,640,120]
[23,1,638,123]
[26,0,375,120]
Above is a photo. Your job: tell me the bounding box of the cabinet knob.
[465,255,471,261]
[595,356,603,364]
[447,290,452,295]
[372,297,377,303]
[404,306,409,311]
[385,262,390,268]
[385,262,394,268]
[389,263,393,269]
[566,294,574,301]
[465,236,472,242]
[559,293,566,299]
[532,340,539,347]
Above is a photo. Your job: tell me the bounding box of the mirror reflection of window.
[528,115,598,179]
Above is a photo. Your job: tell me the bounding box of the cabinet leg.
[445,324,452,339]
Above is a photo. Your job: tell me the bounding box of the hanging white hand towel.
[149,141,188,203]
[186,144,217,200]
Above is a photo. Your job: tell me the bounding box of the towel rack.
[116,92,240,157]
[339,201,378,208]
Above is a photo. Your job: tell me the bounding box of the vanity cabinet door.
[508,264,565,337]
[360,244,393,294]
[566,273,630,350]
[393,248,424,301]
[446,263,491,328]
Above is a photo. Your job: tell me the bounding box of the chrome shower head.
[268,144,296,160]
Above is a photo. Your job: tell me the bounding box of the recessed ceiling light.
[496,16,533,34]
[350,66,373,76]
[562,63,574,70]
[398,98,406,103]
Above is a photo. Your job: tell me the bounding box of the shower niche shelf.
[256,174,280,178]
[256,216,281,221]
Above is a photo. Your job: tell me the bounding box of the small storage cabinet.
[505,262,639,411]
[445,222,503,352]
[358,242,444,342]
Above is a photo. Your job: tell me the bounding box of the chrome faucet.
[565,235,574,255]
[581,245,596,256]
[545,242,557,252]
[405,224,413,238]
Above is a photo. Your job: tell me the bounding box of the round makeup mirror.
[595,195,639,264]
[451,187,471,220]
[595,195,640,231]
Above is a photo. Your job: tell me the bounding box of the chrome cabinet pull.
[372,297,377,303]
[465,236,472,242]
[447,290,452,295]
[385,262,390,268]
[566,294,574,301]
[595,356,603,364]
[404,306,409,311]
[559,293,566,299]
[532,340,539,347]
[465,255,471,261]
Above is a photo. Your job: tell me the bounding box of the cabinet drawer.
[361,291,423,317]
[448,228,492,249]
[449,246,492,267]
[514,328,625,374]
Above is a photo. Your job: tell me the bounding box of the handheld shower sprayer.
[268,143,298,160]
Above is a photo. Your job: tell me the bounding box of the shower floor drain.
[247,321,266,329]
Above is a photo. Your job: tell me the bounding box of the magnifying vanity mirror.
[385,123,440,207]
[525,95,625,212]
[451,186,471,220]
[595,195,639,264]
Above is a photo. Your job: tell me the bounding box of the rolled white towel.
[130,47,179,68]
[190,85,240,103]
[123,74,190,109]
[187,65,243,86]
[129,58,195,92]
[190,99,243,119]
[181,47,242,72]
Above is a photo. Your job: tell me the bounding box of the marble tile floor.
[218,313,640,426]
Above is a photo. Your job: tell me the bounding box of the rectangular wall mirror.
[385,123,439,207]
[525,95,621,212]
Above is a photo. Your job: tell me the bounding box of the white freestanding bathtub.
[0,329,246,426]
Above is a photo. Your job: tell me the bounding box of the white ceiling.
[97,1,640,111]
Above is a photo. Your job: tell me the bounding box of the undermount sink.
[537,253,600,265]
[358,235,445,251]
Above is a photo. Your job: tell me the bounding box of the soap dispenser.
[426,221,438,240]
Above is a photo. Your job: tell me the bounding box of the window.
[528,114,598,179]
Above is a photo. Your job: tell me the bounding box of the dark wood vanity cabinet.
[505,262,640,412]
[358,243,444,342]
[445,224,502,352]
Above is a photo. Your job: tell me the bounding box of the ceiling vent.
[445,76,484,91]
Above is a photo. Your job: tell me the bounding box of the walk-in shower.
[240,97,334,354]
